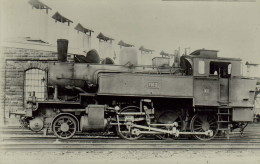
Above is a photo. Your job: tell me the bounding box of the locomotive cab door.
[210,62,231,105]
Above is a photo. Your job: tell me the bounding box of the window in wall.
[210,62,231,78]
[198,60,205,74]
[24,69,46,104]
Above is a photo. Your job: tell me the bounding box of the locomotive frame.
[22,41,257,141]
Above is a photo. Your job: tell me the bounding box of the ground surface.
[1,122,260,164]
[1,149,260,164]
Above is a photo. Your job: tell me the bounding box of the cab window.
[210,61,231,78]
[198,61,205,74]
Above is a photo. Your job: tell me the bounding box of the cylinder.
[57,39,68,62]
[80,115,107,132]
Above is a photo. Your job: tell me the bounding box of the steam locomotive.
[23,39,257,140]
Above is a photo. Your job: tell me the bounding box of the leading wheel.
[190,113,218,141]
[53,115,77,139]
[116,106,144,140]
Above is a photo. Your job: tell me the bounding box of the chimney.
[97,33,114,61]
[75,23,93,51]
[28,0,51,42]
[57,39,68,62]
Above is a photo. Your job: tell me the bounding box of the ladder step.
[218,128,230,130]
[217,113,231,115]
[218,106,231,108]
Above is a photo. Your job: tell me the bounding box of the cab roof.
[189,49,241,61]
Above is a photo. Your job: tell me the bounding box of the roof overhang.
[118,40,134,47]
[28,0,52,12]
[52,12,73,25]
[74,23,94,34]
[97,32,114,41]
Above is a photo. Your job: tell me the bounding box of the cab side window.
[198,60,205,74]
[210,62,231,78]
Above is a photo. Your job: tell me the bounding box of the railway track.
[1,122,260,150]
[0,140,260,150]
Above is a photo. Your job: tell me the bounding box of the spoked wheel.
[53,115,77,139]
[116,106,144,140]
[155,110,184,140]
[190,113,218,141]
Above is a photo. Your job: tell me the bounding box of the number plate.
[147,82,159,89]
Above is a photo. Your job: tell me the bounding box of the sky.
[1,0,260,74]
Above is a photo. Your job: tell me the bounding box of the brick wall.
[1,45,79,122]
[0,40,78,126]
[5,60,50,117]
[0,48,6,125]
[2,47,58,119]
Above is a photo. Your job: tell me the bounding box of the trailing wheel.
[155,110,184,140]
[116,106,144,140]
[52,115,77,139]
[190,113,218,141]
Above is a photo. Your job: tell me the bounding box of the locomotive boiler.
[23,39,257,140]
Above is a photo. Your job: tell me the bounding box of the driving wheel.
[190,113,218,141]
[116,106,144,140]
[155,110,184,140]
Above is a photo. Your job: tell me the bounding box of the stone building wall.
[1,43,74,124]
[2,46,57,120]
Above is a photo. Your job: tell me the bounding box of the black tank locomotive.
[24,40,257,140]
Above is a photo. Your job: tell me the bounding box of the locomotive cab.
[190,50,256,130]
[190,49,242,78]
